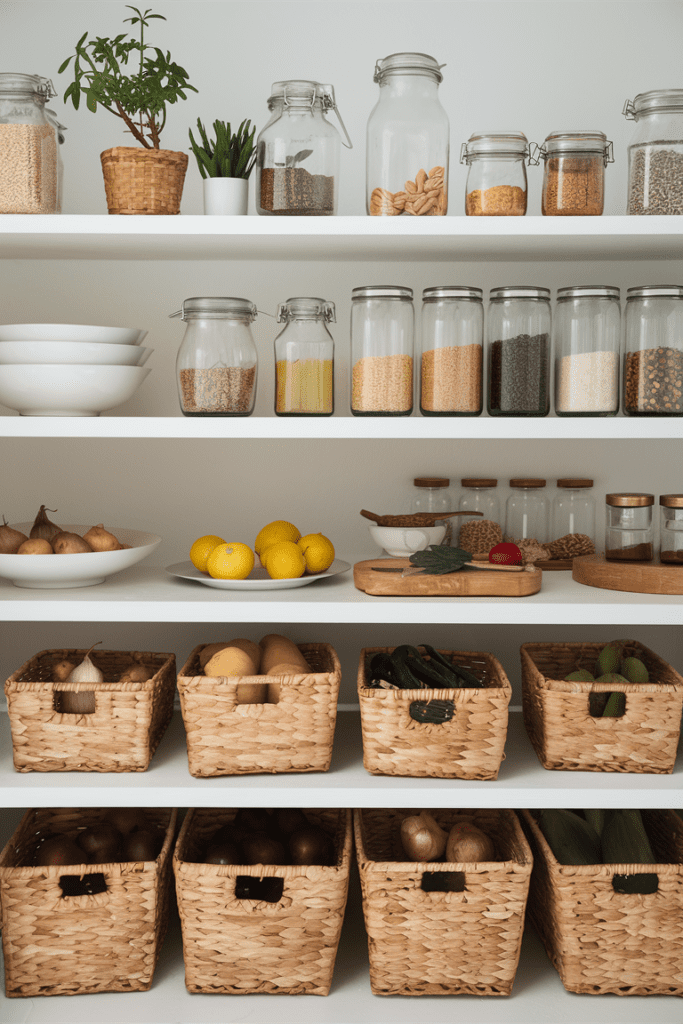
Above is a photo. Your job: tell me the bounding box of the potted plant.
[59,5,197,214]
[189,118,257,215]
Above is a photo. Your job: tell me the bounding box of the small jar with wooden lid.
[505,479,549,546]
[551,479,596,555]
[410,476,455,544]
[458,478,502,552]
[659,494,683,563]
[605,493,654,561]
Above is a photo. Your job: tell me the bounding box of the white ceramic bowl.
[0,324,147,345]
[0,364,151,416]
[0,341,152,366]
[369,523,447,557]
[0,525,161,589]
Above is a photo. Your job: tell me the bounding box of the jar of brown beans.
[539,131,613,216]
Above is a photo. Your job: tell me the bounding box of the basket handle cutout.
[234,875,284,903]
[59,872,108,898]
[588,692,626,718]
[53,691,96,715]
[421,871,466,893]
[409,699,456,725]
[612,872,659,895]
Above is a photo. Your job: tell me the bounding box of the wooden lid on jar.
[510,478,546,487]
[660,494,683,507]
[462,478,497,487]
[606,493,654,507]
[557,478,593,488]
[414,477,449,488]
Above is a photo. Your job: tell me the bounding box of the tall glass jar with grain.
[624,285,683,415]
[0,74,65,214]
[419,286,483,415]
[539,131,613,216]
[554,286,621,416]
[366,53,449,217]
[460,132,533,216]
[274,297,335,415]
[623,90,683,215]
[351,286,414,415]
[487,286,551,416]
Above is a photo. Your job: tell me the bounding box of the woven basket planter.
[100,146,188,214]
[358,646,511,779]
[520,808,683,995]
[4,648,176,772]
[174,807,352,995]
[177,642,341,776]
[0,806,177,998]
[354,807,532,996]
[520,640,683,773]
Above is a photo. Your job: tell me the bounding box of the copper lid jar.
[605,493,654,562]
[659,494,683,564]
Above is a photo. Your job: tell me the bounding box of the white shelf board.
[2,214,683,262]
[1,414,682,440]
[1,886,681,1024]
[1,711,681,810]
[0,564,680,624]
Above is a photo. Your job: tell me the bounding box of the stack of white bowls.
[0,324,152,415]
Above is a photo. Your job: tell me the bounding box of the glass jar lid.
[623,89,683,119]
[352,286,413,300]
[374,53,445,84]
[169,297,257,321]
[539,130,613,161]
[423,286,483,301]
[460,131,531,163]
[626,285,683,300]
[0,73,55,99]
[606,493,654,507]
[490,286,551,301]
[557,478,594,488]
[510,478,546,488]
[462,478,497,487]
[266,81,352,148]
[557,286,620,300]
[660,494,683,507]
[277,296,335,322]
[414,477,449,488]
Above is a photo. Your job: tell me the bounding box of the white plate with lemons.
[165,558,351,591]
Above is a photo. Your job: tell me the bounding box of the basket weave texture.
[358,647,511,779]
[520,808,683,995]
[173,807,352,995]
[100,146,188,214]
[520,640,683,773]
[354,807,532,996]
[0,806,177,998]
[177,642,341,776]
[4,648,176,772]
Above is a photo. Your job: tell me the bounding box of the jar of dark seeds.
[255,80,352,216]
[624,90,683,215]
[659,495,683,564]
[539,131,613,216]
[487,286,551,416]
[605,493,654,562]
[624,285,683,416]
[171,297,258,416]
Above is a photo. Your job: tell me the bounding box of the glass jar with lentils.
[487,286,551,416]
[624,285,683,415]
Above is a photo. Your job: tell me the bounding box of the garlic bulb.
[67,642,104,683]
[29,505,61,542]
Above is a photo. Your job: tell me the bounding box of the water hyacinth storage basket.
[173,807,352,995]
[177,642,341,776]
[4,648,176,772]
[100,146,188,215]
[0,807,177,997]
[354,807,532,996]
[357,646,511,779]
[520,808,683,995]
[520,640,683,773]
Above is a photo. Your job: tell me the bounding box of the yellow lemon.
[190,534,226,572]
[263,540,306,579]
[206,542,255,580]
[254,520,301,557]
[297,533,335,573]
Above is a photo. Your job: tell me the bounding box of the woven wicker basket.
[520,808,683,995]
[177,642,341,776]
[520,640,683,773]
[174,807,352,995]
[4,648,176,772]
[0,806,177,998]
[100,146,188,214]
[354,807,532,996]
[358,646,511,779]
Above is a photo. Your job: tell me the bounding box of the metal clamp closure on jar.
[460,131,537,164]
[267,80,352,148]
[539,131,613,166]
[373,52,445,84]
[277,297,336,322]
[169,297,258,321]
[623,90,683,119]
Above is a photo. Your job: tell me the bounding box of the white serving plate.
[0,525,161,589]
[0,324,147,345]
[166,558,351,590]
[0,341,152,366]
[0,364,151,415]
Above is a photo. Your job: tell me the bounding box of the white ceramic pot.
[203,177,249,215]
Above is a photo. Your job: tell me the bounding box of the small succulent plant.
[189,118,257,179]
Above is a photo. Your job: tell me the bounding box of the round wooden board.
[572,552,683,595]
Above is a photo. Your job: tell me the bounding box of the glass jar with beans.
[624,90,683,215]
[350,286,414,415]
[554,285,621,416]
[460,132,534,216]
[487,286,551,416]
[458,478,502,553]
[660,495,683,564]
[550,479,596,559]
[623,285,683,415]
[539,131,613,216]
[605,493,654,562]
[419,286,483,415]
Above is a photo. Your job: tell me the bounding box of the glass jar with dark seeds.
[623,286,683,416]
[624,90,683,215]
[486,286,551,416]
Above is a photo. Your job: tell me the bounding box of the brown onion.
[0,516,28,553]
[29,505,61,542]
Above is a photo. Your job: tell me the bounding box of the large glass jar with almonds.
[366,53,449,217]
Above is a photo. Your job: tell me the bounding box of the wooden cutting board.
[353,558,543,597]
[573,553,683,595]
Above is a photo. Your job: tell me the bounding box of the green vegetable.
[537,809,602,865]
[602,809,658,895]
[189,117,257,180]
[409,545,472,575]
[602,691,626,717]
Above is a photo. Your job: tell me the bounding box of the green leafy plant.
[58,6,197,149]
[409,545,473,575]
[189,118,257,179]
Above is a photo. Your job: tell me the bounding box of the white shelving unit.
[1,216,682,1024]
